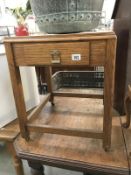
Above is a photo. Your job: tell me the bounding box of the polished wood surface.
[14,97,129,175]
[4,32,116,150]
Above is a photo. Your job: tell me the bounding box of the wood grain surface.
[4,31,116,43]
[14,97,129,175]
[103,39,117,150]
[4,43,29,140]
[13,42,90,66]
[0,117,19,142]
[90,40,106,66]
[4,32,117,151]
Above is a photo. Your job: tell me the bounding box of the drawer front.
[90,40,106,66]
[13,42,89,66]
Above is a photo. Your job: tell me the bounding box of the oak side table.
[4,31,116,151]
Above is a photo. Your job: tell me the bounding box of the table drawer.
[13,42,89,66]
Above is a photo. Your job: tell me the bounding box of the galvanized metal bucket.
[30,0,104,33]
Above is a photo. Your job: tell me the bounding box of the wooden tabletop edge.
[14,150,129,174]
[3,31,116,43]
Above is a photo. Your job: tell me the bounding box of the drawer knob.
[50,50,61,64]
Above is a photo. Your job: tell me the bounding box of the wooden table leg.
[7,142,24,175]
[103,39,116,151]
[45,66,54,105]
[28,161,44,175]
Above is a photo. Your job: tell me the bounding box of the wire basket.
[52,71,104,91]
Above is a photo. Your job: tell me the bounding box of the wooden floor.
[14,96,130,175]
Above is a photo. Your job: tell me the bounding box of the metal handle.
[50,50,61,64]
